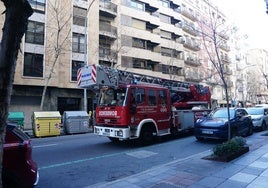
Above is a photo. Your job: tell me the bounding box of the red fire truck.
[78,64,211,144]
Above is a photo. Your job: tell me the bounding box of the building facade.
[1,0,258,129]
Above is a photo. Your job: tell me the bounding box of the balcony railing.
[182,39,201,51]
[99,23,117,39]
[99,0,117,18]
[180,7,197,21]
[184,57,201,66]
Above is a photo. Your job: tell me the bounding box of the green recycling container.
[8,112,24,129]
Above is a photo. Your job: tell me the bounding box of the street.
[33,133,218,188]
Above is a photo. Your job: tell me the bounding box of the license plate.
[202,130,213,134]
[102,129,110,136]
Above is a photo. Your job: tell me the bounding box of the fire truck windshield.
[99,88,126,106]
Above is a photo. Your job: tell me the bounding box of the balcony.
[221,55,231,63]
[219,44,230,52]
[99,0,117,18]
[99,23,117,39]
[184,56,201,66]
[223,67,232,75]
[180,22,199,36]
[99,47,117,63]
[180,7,197,22]
[182,38,201,51]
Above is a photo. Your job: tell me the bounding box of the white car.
[246,107,268,131]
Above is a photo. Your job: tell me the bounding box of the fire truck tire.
[108,137,119,142]
[195,136,204,141]
[140,126,155,145]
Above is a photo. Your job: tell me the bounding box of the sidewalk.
[87,131,268,188]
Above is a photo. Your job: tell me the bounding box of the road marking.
[34,144,58,148]
[38,151,126,170]
[126,150,157,159]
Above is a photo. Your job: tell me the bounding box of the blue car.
[194,108,253,141]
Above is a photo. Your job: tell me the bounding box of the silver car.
[246,107,268,131]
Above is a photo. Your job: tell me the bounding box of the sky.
[212,0,268,51]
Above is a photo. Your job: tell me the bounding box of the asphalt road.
[32,133,218,188]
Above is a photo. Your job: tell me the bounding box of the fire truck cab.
[95,83,173,143]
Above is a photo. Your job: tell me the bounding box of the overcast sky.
[212,0,268,50]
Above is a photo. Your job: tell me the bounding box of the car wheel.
[2,171,20,188]
[248,122,253,136]
[195,136,204,141]
[261,121,267,131]
[231,129,237,138]
[140,126,155,146]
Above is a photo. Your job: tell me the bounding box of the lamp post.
[83,0,96,112]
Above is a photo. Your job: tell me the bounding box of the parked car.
[194,108,253,141]
[246,107,268,131]
[2,122,39,187]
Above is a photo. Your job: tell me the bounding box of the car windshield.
[99,88,126,106]
[247,108,263,115]
[210,108,235,118]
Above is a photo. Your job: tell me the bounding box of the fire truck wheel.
[140,126,155,145]
[108,137,119,142]
[195,136,204,141]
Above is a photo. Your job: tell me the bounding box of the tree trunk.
[0,0,32,186]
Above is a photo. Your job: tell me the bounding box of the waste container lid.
[63,111,88,117]
[34,111,61,118]
[8,112,24,120]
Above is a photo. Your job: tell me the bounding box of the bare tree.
[0,0,32,185]
[40,0,71,110]
[197,1,232,140]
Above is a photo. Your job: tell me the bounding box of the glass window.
[130,0,145,11]
[132,38,146,49]
[25,21,45,45]
[158,0,169,8]
[29,0,46,13]
[73,6,87,26]
[160,30,172,39]
[158,90,167,105]
[132,18,146,30]
[135,88,145,104]
[148,90,156,106]
[72,33,85,53]
[71,60,84,81]
[159,14,171,24]
[161,47,173,57]
[23,53,43,77]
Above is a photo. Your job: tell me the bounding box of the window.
[23,53,43,77]
[135,88,145,104]
[29,0,46,13]
[158,0,169,8]
[72,33,85,53]
[25,21,45,45]
[132,18,146,30]
[158,90,167,105]
[161,47,173,57]
[160,30,172,40]
[159,14,171,24]
[73,6,87,26]
[148,90,156,106]
[132,38,146,49]
[130,0,145,11]
[71,60,84,81]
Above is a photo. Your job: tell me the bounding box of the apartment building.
[1,0,232,129]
